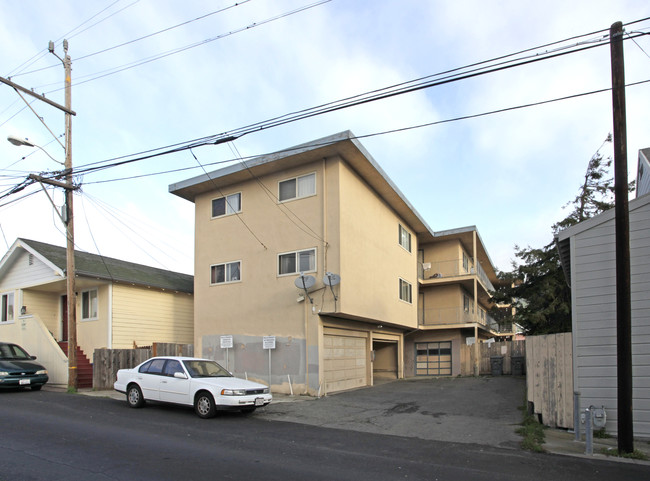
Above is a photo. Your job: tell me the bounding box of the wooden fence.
[93,343,194,390]
[460,340,525,376]
[526,333,573,429]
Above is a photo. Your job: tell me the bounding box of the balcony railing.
[475,262,495,292]
[419,306,513,333]
[419,258,494,292]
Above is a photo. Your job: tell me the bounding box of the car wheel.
[127,384,145,408]
[30,385,43,391]
[240,407,256,414]
[194,392,216,419]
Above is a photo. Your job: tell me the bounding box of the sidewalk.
[544,427,650,464]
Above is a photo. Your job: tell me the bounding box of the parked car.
[114,356,272,418]
[0,342,49,391]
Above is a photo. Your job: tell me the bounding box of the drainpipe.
[474,324,479,376]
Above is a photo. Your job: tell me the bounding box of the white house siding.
[0,250,61,291]
[111,284,193,349]
[568,196,650,436]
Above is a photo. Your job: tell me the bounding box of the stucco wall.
[337,161,418,328]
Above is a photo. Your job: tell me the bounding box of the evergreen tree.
[492,135,634,335]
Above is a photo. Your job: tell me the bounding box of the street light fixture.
[7,134,65,165]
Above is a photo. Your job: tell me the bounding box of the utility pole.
[60,39,77,390]
[1,42,77,388]
[610,21,633,454]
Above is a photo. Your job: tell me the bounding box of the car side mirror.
[174,372,188,379]
[30,355,37,360]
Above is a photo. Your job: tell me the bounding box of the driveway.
[263,375,525,449]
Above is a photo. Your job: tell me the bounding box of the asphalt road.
[1,388,648,481]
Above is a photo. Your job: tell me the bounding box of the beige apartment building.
[170,131,507,395]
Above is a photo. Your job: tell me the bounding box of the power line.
[27,77,650,191]
[32,0,332,92]
[11,0,253,79]
[6,0,134,78]
[65,30,645,180]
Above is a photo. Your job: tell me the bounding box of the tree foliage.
[492,135,634,335]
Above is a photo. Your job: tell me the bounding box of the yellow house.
[0,238,194,387]
[170,131,508,395]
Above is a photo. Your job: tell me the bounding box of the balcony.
[419,259,494,292]
[419,306,512,333]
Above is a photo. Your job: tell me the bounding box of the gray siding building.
[556,193,650,437]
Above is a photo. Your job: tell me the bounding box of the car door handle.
[161,380,167,384]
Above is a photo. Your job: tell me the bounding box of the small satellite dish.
[323,272,341,286]
[323,272,341,303]
[294,274,316,290]
[295,274,315,303]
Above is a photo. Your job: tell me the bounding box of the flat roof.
[169,130,436,239]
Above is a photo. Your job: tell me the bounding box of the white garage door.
[323,332,367,393]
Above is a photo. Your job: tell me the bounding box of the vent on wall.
[28,254,34,266]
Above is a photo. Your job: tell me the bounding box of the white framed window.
[279,173,316,202]
[1,292,14,323]
[81,289,98,321]
[399,278,412,304]
[211,192,241,218]
[278,248,316,276]
[210,261,241,285]
[399,224,411,252]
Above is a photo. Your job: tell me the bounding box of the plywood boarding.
[323,332,367,393]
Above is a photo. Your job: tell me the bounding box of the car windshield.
[0,344,31,360]
[183,360,232,378]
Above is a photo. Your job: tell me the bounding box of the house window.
[279,173,316,201]
[1,292,14,323]
[210,261,241,285]
[399,224,411,252]
[463,294,474,314]
[211,193,241,218]
[399,278,412,304]
[278,248,316,275]
[462,252,469,272]
[81,289,98,321]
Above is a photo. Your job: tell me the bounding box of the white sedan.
[114,356,272,418]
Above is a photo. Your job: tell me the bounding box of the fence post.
[574,391,581,441]
[585,407,593,455]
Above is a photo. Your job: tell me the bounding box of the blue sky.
[1,0,649,275]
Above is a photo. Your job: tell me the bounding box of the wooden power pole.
[610,20,634,454]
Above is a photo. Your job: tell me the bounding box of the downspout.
[107,284,113,348]
[473,231,479,376]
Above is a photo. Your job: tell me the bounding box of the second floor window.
[212,193,241,218]
[462,252,469,272]
[279,248,316,275]
[82,289,98,320]
[399,278,412,304]
[211,261,241,284]
[279,173,316,201]
[399,224,411,252]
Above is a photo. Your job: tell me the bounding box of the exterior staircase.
[58,342,93,389]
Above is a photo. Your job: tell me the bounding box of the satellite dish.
[295,274,315,303]
[294,274,316,290]
[323,272,341,286]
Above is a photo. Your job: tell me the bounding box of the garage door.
[416,341,452,376]
[323,332,367,393]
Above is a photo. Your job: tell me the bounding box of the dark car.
[0,342,49,390]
